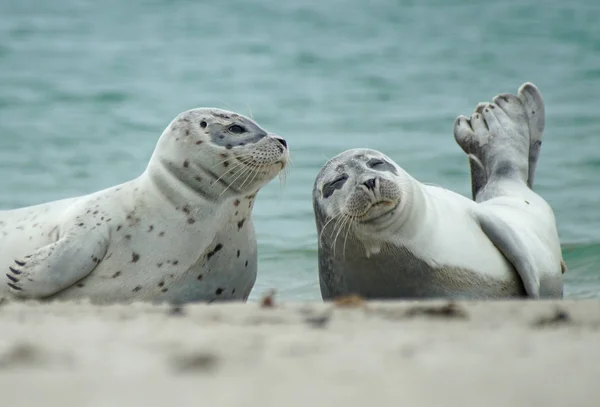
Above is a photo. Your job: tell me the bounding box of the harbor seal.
[1,108,289,304]
[312,83,563,300]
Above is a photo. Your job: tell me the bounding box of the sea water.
[0,0,598,300]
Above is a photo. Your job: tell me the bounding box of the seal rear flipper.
[517,82,545,189]
[468,154,487,201]
[6,224,109,299]
[475,211,540,299]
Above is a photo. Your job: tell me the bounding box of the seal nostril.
[363,178,377,191]
[274,137,287,149]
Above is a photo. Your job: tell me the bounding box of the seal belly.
[321,237,526,300]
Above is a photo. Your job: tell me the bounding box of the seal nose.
[274,137,287,149]
[363,178,377,191]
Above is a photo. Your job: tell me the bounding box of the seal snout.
[273,136,287,150]
[267,135,289,169]
[342,176,402,223]
[362,178,377,191]
[359,176,380,200]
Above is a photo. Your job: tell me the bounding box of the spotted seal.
[1,108,288,304]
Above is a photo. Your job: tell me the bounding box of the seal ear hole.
[200,121,207,128]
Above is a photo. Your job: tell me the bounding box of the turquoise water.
[0,0,599,301]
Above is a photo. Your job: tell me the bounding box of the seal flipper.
[468,154,487,201]
[6,224,109,298]
[475,211,540,298]
[517,82,545,189]
[454,110,490,201]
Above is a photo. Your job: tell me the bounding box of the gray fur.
[476,211,540,297]
[314,83,563,300]
[454,82,564,297]
[205,110,269,147]
[366,158,398,175]
[312,149,528,300]
[476,210,563,298]
[468,155,487,200]
[317,230,525,300]
[518,83,545,188]
[462,83,546,199]
[454,101,529,202]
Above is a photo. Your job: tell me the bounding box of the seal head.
[149,108,289,201]
[313,148,420,248]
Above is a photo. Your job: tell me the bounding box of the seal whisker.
[210,160,247,187]
[329,216,343,258]
[238,162,262,191]
[216,100,231,111]
[278,172,286,192]
[233,160,260,188]
[336,214,353,260]
[244,162,263,191]
[219,166,252,197]
[278,161,292,190]
[210,153,253,169]
[276,170,287,200]
[220,160,261,197]
[342,215,356,262]
[318,211,343,248]
[278,167,287,187]
[331,213,351,259]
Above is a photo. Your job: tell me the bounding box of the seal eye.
[366,158,397,174]
[200,121,207,128]
[228,125,246,134]
[322,174,348,199]
[368,159,384,168]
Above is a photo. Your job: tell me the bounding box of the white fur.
[392,170,561,284]
[314,147,563,298]
[318,154,513,280]
[0,108,289,304]
[315,82,564,299]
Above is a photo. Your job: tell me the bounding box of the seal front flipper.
[6,223,109,299]
[475,210,540,298]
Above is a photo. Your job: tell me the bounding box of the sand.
[0,296,599,407]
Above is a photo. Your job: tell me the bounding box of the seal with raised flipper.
[1,108,289,304]
[312,83,563,300]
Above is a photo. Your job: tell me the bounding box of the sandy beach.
[0,296,598,407]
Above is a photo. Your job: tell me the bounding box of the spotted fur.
[0,108,289,304]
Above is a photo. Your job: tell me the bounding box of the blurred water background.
[0,0,598,300]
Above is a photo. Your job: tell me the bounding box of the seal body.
[1,108,289,304]
[313,83,563,300]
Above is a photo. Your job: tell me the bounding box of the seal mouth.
[227,156,287,188]
[233,153,287,168]
[357,200,399,224]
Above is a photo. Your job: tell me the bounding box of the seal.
[313,83,563,300]
[0,108,289,304]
